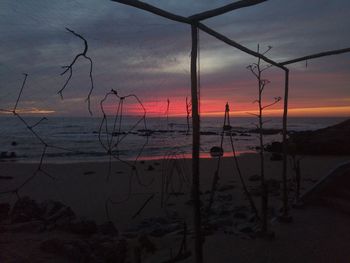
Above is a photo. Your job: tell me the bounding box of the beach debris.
[270,152,283,161]
[83,170,96,175]
[233,212,248,219]
[265,141,282,153]
[162,222,191,263]
[248,128,282,135]
[126,216,183,238]
[200,131,218,136]
[0,175,14,180]
[138,234,157,254]
[147,165,155,171]
[217,194,233,202]
[237,223,254,233]
[218,185,235,192]
[98,221,119,237]
[41,238,93,262]
[185,199,203,207]
[223,124,232,131]
[11,196,42,223]
[209,146,223,157]
[225,131,237,137]
[131,194,155,219]
[249,179,280,196]
[248,174,261,182]
[40,200,76,225]
[0,203,10,221]
[68,219,98,236]
[0,151,17,159]
[2,220,43,233]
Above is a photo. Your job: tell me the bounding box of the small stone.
[237,223,253,233]
[11,141,18,146]
[217,194,232,202]
[218,185,235,192]
[83,171,95,175]
[248,174,260,182]
[41,200,76,227]
[99,221,118,237]
[278,214,293,223]
[62,240,91,261]
[138,234,156,254]
[233,212,247,219]
[147,165,155,171]
[0,203,10,221]
[270,153,283,161]
[0,175,13,180]
[68,220,98,236]
[40,238,65,254]
[93,241,119,262]
[11,196,42,223]
[8,221,43,233]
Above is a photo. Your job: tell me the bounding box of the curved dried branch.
[13,73,28,112]
[59,28,95,115]
[262,96,281,110]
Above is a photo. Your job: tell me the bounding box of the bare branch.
[13,73,28,112]
[131,194,154,219]
[59,28,95,115]
[262,96,281,110]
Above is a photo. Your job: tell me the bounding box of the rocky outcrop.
[266,119,350,155]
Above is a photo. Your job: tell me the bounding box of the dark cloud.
[1,0,349,116]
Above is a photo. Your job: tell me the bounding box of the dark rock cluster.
[265,119,350,155]
[0,197,158,262]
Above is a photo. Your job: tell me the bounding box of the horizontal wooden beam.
[189,0,268,21]
[197,23,285,69]
[110,0,191,24]
[110,0,283,70]
[280,47,350,66]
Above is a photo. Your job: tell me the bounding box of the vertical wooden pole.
[282,68,290,217]
[191,23,203,263]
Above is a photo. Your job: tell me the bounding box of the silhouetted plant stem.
[247,45,280,233]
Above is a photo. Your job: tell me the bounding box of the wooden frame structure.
[110,1,350,262]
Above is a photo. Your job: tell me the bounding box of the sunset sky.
[1,0,349,117]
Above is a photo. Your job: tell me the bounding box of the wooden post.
[191,23,203,263]
[281,68,289,217]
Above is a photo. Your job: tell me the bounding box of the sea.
[0,116,347,163]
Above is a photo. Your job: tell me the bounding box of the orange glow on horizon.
[0,108,55,115]
[101,99,350,118]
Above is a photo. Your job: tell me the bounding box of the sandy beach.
[1,153,350,262]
